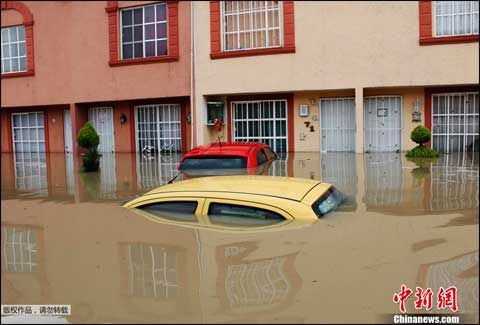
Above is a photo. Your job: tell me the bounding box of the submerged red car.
[178,142,277,170]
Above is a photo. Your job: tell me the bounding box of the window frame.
[137,200,199,223]
[220,1,284,52]
[129,197,205,226]
[210,0,295,59]
[105,1,179,67]
[1,25,27,74]
[418,0,479,45]
[1,1,35,78]
[433,1,479,37]
[256,148,268,165]
[231,99,289,153]
[119,3,169,60]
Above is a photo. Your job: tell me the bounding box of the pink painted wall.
[1,1,191,107]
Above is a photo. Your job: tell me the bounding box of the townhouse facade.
[1,1,479,156]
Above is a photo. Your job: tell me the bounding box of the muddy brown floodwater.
[1,152,478,324]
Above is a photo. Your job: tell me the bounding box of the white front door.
[89,107,115,153]
[364,96,402,152]
[320,98,355,152]
[63,110,73,153]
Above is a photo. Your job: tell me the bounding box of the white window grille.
[232,100,288,152]
[225,256,289,309]
[432,92,479,153]
[2,227,38,273]
[120,3,168,59]
[135,104,182,153]
[14,152,48,196]
[222,1,282,51]
[1,25,26,74]
[11,112,46,153]
[136,153,181,190]
[126,244,178,299]
[434,1,479,36]
[430,154,479,211]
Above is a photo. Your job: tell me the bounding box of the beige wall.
[1,1,192,107]
[193,1,479,146]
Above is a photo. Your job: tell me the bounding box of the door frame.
[63,109,73,153]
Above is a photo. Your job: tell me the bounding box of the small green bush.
[77,122,101,172]
[411,125,431,146]
[406,145,439,158]
[82,148,101,172]
[406,156,439,168]
[77,122,99,149]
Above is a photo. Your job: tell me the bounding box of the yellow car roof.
[144,175,325,202]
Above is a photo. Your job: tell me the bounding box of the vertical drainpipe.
[190,1,197,148]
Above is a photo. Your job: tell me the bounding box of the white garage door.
[232,100,288,152]
[364,96,402,152]
[89,107,115,153]
[432,92,479,153]
[320,98,355,152]
[135,104,182,153]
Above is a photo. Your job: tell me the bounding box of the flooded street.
[1,152,478,323]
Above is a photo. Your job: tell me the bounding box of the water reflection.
[2,226,38,273]
[216,242,300,314]
[430,154,479,212]
[13,152,48,197]
[1,154,478,324]
[364,153,404,208]
[416,251,479,323]
[123,243,181,299]
[1,152,479,216]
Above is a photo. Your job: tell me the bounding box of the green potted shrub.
[406,125,439,158]
[77,122,101,172]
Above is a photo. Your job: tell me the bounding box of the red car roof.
[182,142,268,159]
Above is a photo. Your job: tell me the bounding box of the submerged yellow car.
[123,176,344,230]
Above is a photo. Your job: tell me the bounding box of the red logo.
[437,286,458,313]
[414,287,433,311]
[393,285,458,313]
[393,284,413,313]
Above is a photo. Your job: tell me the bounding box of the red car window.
[256,149,267,165]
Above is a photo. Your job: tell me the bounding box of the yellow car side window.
[208,202,285,227]
[138,201,198,223]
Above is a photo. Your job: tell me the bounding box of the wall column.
[355,87,364,153]
[70,103,88,154]
[195,96,207,146]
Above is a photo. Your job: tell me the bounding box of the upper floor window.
[222,1,282,51]
[120,3,168,60]
[1,25,26,74]
[434,1,479,37]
